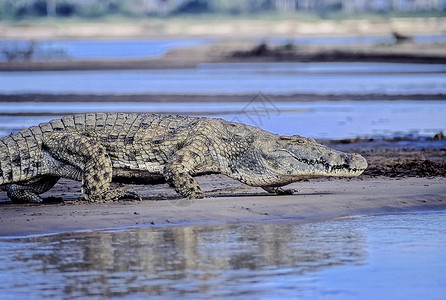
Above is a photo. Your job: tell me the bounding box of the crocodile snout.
[348,153,368,172]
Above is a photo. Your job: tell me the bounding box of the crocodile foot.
[85,188,142,202]
[6,184,43,203]
[262,187,297,195]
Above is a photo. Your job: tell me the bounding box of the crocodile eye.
[279,136,292,140]
[297,139,305,144]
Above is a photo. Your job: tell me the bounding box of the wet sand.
[0,176,445,237]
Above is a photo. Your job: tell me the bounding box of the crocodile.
[0,113,367,203]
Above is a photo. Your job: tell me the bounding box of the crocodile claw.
[117,191,143,201]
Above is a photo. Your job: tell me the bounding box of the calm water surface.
[0,38,210,61]
[0,211,445,299]
[1,62,445,94]
[1,100,445,139]
[0,62,445,138]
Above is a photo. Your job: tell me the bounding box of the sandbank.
[1,176,445,237]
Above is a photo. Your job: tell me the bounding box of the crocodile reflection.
[1,222,366,299]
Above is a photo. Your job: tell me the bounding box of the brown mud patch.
[362,149,446,177]
[325,136,446,178]
[232,42,446,64]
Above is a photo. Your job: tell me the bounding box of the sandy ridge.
[1,176,445,237]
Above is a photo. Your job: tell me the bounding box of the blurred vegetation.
[0,40,66,61]
[0,0,444,21]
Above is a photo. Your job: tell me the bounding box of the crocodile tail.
[0,114,88,186]
[0,114,99,186]
[0,137,9,185]
[0,132,27,185]
[0,125,46,185]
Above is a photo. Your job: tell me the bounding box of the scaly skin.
[0,113,367,203]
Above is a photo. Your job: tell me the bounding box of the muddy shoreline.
[1,33,446,71]
[1,176,445,237]
[2,52,446,72]
[1,46,446,71]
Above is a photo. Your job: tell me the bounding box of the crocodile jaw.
[275,148,368,178]
[261,139,368,184]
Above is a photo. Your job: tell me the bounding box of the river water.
[1,62,445,95]
[0,100,445,139]
[0,38,211,61]
[0,62,445,138]
[0,211,445,300]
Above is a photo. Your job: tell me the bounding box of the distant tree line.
[0,0,444,19]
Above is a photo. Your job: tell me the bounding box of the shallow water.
[0,62,445,139]
[0,211,445,300]
[1,100,445,139]
[1,62,445,95]
[0,38,210,61]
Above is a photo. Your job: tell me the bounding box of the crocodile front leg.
[163,141,208,199]
[44,132,140,202]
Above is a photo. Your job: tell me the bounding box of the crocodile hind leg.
[43,132,140,202]
[6,176,60,203]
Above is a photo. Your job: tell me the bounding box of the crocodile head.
[260,135,367,184]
